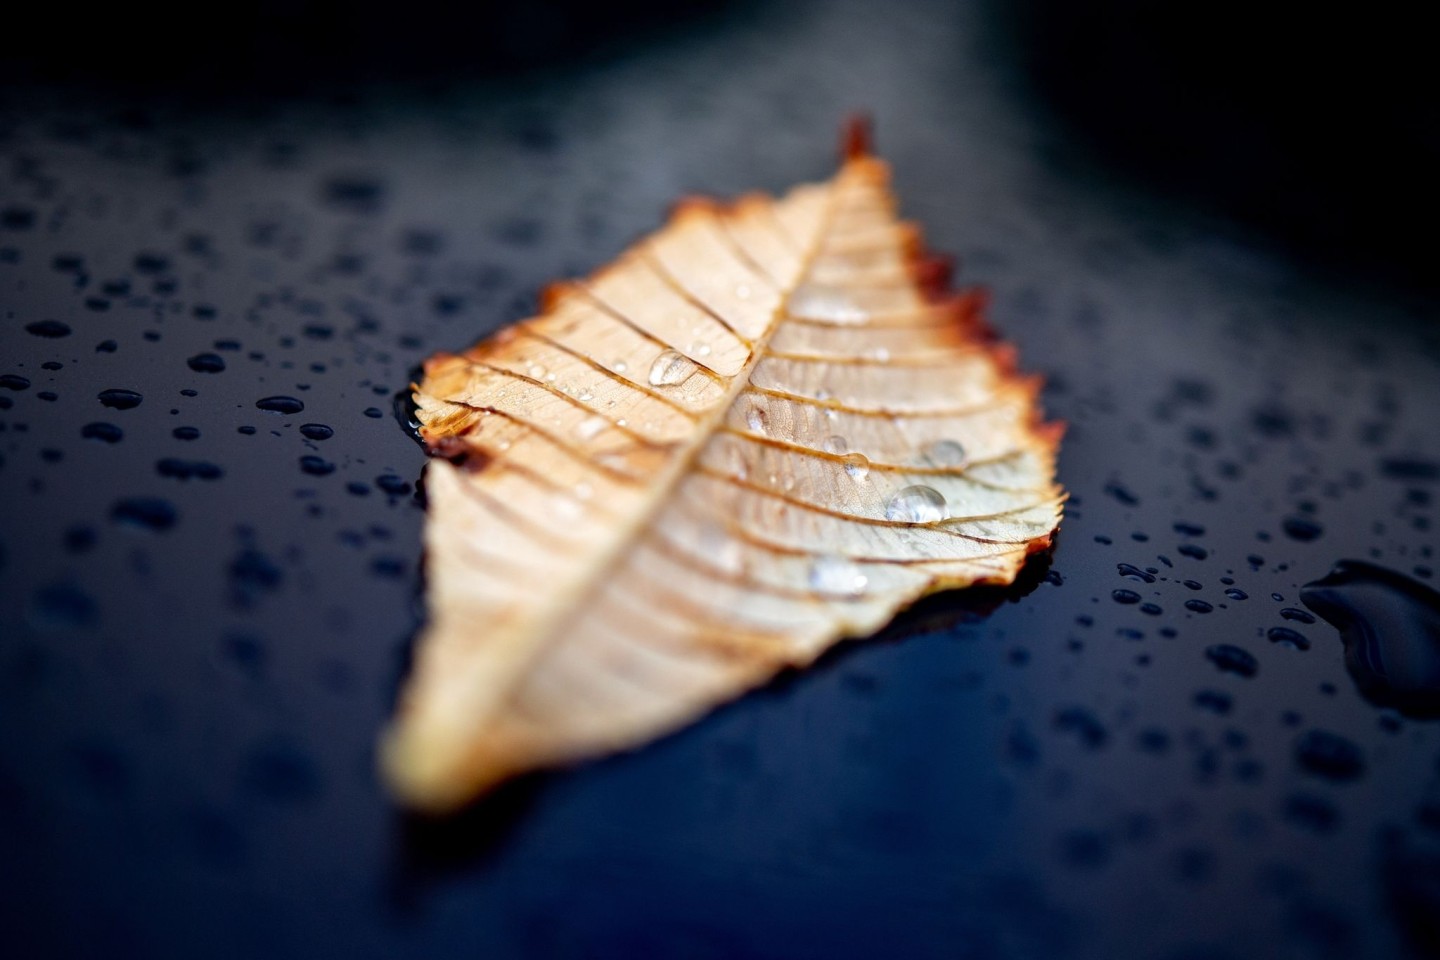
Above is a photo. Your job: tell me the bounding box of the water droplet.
[884,485,947,522]
[299,423,333,441]
[187,353,225,373]
[921,439,968,467]
[298,456,334,476]
[842,452,870,480]
[1206,644,1258,677]
[0,374,30,391]
[527,363,547,379]
[1282,516,1324,542]
[745,403,768,435]
[1225,588,1249,600]
[1294,729,1365,781]
[1301,560,1440,716]
[575,415,608,441]
[612,359,628,374]
[98,388,143,410]
[1267,626,1311,650]
[647,349,692,386]
[822,436,848,455]
[81,422,123,443]
[1117,563,1156,583]
[256,396,304,414]
[576,390,594,402]
[687,340,712,358]
[808,555,868,596]
[26,319,71,338]
[110,497,177,531]
[1185,599,1214,614]
[1112,589,1142,605]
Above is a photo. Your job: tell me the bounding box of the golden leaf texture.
[384,130,1065,811]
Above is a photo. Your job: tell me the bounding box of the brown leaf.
[383,133,1065,811]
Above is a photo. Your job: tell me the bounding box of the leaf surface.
[384,136,1064,811]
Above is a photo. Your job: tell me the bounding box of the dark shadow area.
[989,0,1439,293]
[2,0,742,95]
[388,772,551,914]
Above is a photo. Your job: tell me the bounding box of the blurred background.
[2,1,1438,958]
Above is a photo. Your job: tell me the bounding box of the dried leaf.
[384,130,1064,811]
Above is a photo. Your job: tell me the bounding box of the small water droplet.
[920,439,968,467]
[687,340,712,358]
[808,555,868,596]
[822,436,849,455]
[842,452,870,480]
[299,424,333,441]
[884,485,947,522]
[187,353,226,373]
[81,422,123,443]
[256,396,304,415]
[527,363,546,379]
[647,349,692,387]
[98,388,143,410]
[745,403,768,435]
[575,415,608,441]
[612,359,628,374]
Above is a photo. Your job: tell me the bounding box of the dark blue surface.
[2,2,1438,957]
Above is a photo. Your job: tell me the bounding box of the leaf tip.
[841,113,874,161]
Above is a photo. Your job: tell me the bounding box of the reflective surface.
[2,1,1438,957]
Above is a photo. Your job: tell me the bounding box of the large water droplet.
[842,453,870,481]
[647,349,692,386]
[808,555,868,596]
[921,439,968,467]
[884,485,947,522]
[1301,560,1440,716]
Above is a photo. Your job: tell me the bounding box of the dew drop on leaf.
[843,452,870,481]
[921,439,967,467]
[808,555,868,596]
[885,485,947,522]
[822,435,848,455]
[647,349,692,386]
[744,403,768,435]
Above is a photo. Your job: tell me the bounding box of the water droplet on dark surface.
[375,474,410,497]
[299,423,333,441]
[1280,607,1316,624]
[1226,588,1250,601]
[1178,543,1208,560]
[256,396,304,414]
[95,339,118,353]
[1117,563,1156,583]
[187,352,226,373]
[1185,599,1214,614]
[1194,690,1232,714]
[1282,516,1324,542]
[1112,589,1142,605]
[1206,644,1258,677]
[0,374,30,391]
[1300,560,1440,717]
[299,455,335,476]
[156,458,223,481]
[25,319,70,338]
[97,388,142,410]
[1294,730,1365,781]
[1267,626,1311,651]
[110,497,177,531]
[81,422,123,443]
[173,426,200,441]
[1053,706,1108,748]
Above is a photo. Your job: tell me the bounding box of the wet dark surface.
[2,1,1439,958]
